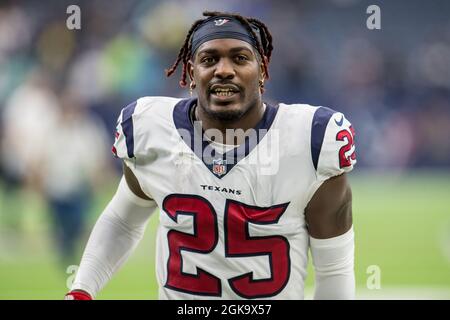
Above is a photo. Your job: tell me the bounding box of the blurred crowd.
[0,0,449,261]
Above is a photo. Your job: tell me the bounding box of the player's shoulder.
[278,102,320,118]
[279,102,345,120]
[309,105,356,181]
[121,96,182,120]
[278,101,350,131]
[276,102,343,136]
[278,102,356,180]
[113,96,181,160]
[117,96,181,136]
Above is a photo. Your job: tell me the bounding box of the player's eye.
[201,57,216,64]
[235,55,249,62]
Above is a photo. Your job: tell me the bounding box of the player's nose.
[214,58,235,79]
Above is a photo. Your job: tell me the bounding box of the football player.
[66,11,356,300]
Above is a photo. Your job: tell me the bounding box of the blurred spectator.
[33,88,111,266]
[0,68,59,230]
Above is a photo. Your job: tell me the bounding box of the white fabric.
[316,112,356,182]
[309,226,355,300]
[71,176,157,298]
[111,96,356,299]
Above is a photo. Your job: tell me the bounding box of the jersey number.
[336,125,356,168]
[162,194,290,298]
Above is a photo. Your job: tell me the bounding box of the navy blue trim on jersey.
[173,98,279,179]
[121,101,137,158]
[311,106,336,171]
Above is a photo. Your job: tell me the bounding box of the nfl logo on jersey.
[212,159,227,176]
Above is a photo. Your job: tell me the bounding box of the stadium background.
[0,0,449,299]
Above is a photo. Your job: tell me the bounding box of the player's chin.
[206,103,245,121]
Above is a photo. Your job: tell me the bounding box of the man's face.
[189,38,264,122]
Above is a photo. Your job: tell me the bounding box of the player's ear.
[187,60,195,83]
[259,56,268,81]
[260,65,266,81]
[259,59,267,94]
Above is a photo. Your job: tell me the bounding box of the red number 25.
[162,195,290,299]
[336,125,356,168]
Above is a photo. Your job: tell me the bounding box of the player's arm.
[305,173,354,300]
[304,108,357,300]
[123,161,152,200]
[66,100,158,300]
[66,163,156,300]
[305,173,352,238]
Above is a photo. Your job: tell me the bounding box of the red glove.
[65,290,92,300]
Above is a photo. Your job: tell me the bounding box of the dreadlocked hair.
[165,11,273,88]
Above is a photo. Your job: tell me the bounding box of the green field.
[1,171,449,299]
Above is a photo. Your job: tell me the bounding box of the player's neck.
[195,101,266,146]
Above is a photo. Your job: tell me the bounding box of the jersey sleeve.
[112,101,138,161]
[111,100,155,199]
[311,107,356,182]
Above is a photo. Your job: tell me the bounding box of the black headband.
[190,16,262,57]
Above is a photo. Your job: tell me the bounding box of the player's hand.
[64,290,92,300]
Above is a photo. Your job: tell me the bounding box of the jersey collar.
[173,98,278,179]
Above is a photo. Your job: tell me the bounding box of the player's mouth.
[209,85,240,102]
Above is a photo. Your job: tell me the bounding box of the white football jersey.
[113,96,356,300]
